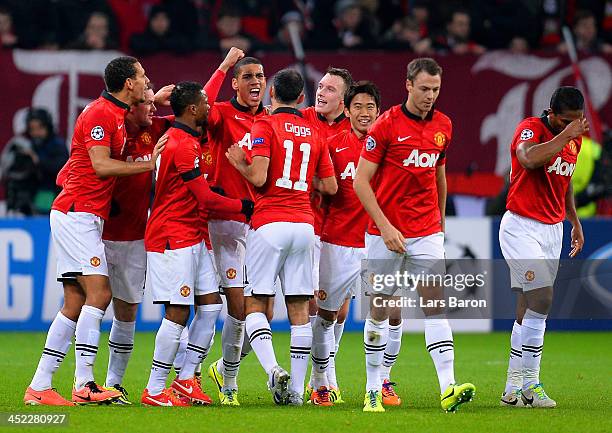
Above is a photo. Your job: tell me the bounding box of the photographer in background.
[0,108,68,215]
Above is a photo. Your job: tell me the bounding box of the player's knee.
[164,305,190,326]
[112,298,138,322]
[318,308,337,322]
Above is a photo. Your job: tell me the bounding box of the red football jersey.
[145,122,206,253]
[506,115,581,224]
[321,129,368,248]
[362,104,452,238]
[207,97,267,222]
[52,91,128,220]
[302,107,351,235]
[249,108,335,230]
[103,116,172,241]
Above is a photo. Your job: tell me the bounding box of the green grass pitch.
[1,331,611,433]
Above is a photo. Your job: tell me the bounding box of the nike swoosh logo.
[234,115,246,121]
[80,352,93,357]
[76,395,92,401]
[118,124,124,130]
[502,397,518,405]
[33,395,42,400]
[532,354,541,357]
[397,136,411,142]
[439,348,453,354]
[146,396,173,406]
[335,147,349,153]
[176,384,193,394]
[523,395,533,405]
[441,387,455,401]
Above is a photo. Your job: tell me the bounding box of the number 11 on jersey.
[276,139,311,191]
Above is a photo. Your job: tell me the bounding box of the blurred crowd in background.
[0,0,611,55]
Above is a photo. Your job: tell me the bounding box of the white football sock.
[74,305,104,390]
[289,324,312,396]
[30,312,76,391]
[381,320,403,383]
[327,320,345,388]
[105,318,135,387]
[246,312,277,375]
[504,321,523,394]
[147,318,184,395]
[522,309,546,390]
[179,304,221,380]
[221,314,245,390]
[364,318,388,392]
[173,327,189,376]
[311,316,333,389]
[425,315,455,393]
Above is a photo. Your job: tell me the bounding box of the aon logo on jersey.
[403,149,439,168]
[547,157,575,176]
[126,154,152,162]
[340,162,356,180]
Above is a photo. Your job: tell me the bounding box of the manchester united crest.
[141,132,152,145]
[525,270,535,282]
[180,285,191,297]
[317,290,328,301]
[433,132,446,148]
[226,268,237,279]
[567,140,577,155]
[90,257,101,267]
[203,151,213,166]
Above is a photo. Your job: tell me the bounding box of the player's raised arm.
[517,117,588,170]
[313,141,338,195]
[203,47,245,104]
[354,157,405,253]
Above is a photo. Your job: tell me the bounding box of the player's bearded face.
[346,93,379,135]
[316,74,345,115]
[406,72,441,114]
[195,91,210,126]
[129,62,149,104]
[233,64,266,108]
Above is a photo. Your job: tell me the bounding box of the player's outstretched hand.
[380,224,406,254]
[225,144,247,169]
[563,117,589,140]
[151,134,168,169]
[219,47,245,73]
[240,199,254,220]
[569,223,584,258]
[154,84,175,107]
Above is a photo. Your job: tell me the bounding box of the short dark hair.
[104,56,139,93]
[326,67,353,96]
[272,69,304,104]
[550,86,584,114]
[170,81,204,116]
[233,57,263,78]
[406,57,442,81]
[344,80,381,109]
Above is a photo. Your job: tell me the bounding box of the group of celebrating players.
[23,45,588,413]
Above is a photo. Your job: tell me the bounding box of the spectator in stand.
[198,6,261,54]
[0,6,17,48]
[433,8,486,55]
[269,10,309,51]
[130,6,192,55]
[0,108,67,215]
[67,11,117,50]
[49,0,118,48]
[412,0,430,38]
[329,0,377,49]
[382,15,433,53]
[508,35,530,54]
[558,9,612,55]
